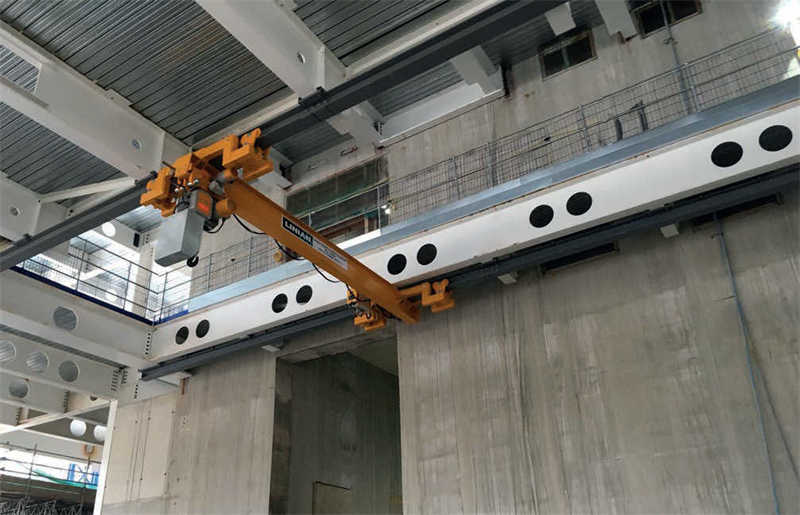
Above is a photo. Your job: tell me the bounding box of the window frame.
[539,27,598,79]
[629,0,703,38]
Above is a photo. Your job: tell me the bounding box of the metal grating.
[0,0,288,143]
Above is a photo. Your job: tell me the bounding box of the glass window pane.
[542,50,566,76]
[670,0,699,21]
[638,4,666,34]
[566,36,594,66]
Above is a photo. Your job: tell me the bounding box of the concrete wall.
[101,348,277,514]
[286,353,402,514]
[293,0,780,187]
[269,360,293,514]
[102,393,177,515]
[396,191,799,513]
[192,1,786,280]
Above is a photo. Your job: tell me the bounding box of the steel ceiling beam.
[253,0,566,147]
[0,22,186,178]
[197,0,382,147]
[0,175,151,272]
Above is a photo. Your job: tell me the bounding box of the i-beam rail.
[140,166,798,380]
[0,175,152,272]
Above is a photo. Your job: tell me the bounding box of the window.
[629,0,701,37]
[287,158,388,242]
[540,28,596,78]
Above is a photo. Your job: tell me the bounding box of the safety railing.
[0,444,98,514]
[15,236,163,321]
[13,28,799,323]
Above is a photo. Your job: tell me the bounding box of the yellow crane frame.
[141,129,453,330]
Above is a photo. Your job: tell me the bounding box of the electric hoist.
[140,129,453,331]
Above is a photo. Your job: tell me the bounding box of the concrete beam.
[39,178,136,203]
[0,374,67,414]
[196,0,344,97]
[0,173,73,256]
[144,100,800,364]
[9,403,108,432]
[450,46,502,94]
[380,80,504,146]
[0,21,186,178]
[346,0,505,79]
[0,402,20,426]
[0,330,122,399]
[0,428,98,462]
[328,105,381,148]
[544,2,576,36]
[0,271,152,369]
[196,0,383,148]
[595,0,638,38]
[0,309,148,372]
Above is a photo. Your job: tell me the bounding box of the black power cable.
[231,214,343,286]
[204,217,226,234]
[232,214,265,235]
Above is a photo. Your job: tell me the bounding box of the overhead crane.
[140,129,454,331]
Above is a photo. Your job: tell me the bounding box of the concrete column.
[128,241,154,318]
[100,348,277,514]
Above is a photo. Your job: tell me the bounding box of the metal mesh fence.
[381,28,796,230]
[16,237,162,320]
[14,28,799,323]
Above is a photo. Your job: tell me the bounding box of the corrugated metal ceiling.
[115,205,164,233]
[1,0,607,232]
[0,44,36,90]
[2,43,123,199]
[0,0,287,143]
[367,0,605,117]
[295,0,452,65]
[1,104,124,196]
[369,61,462,116]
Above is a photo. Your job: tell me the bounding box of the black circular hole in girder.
[387,254,407,275]
[759,125,792,152]
[416,244,437,265]
[272,293,288,313]
[566,192,592,216]
[296,285,313,304]
[175,326,189,345]
[196,319,210,338]
[710,141,743,168]
[529,205,554,227]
